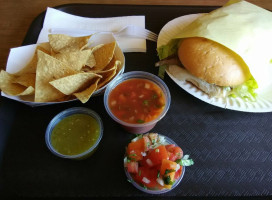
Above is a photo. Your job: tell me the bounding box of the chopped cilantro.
[128,157,136,161]
[176,155,194,166]
[163,175,174,185]
[147,142,150,147]
[157,171,160,178]
[164,169,176,175]
[137,119,145,124]
[140,184,148,190]
[143,100,149,106]
[136,134,143,139]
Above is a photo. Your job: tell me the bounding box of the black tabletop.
[1,4,272,199]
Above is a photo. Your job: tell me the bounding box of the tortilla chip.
[91,44,104,51]
[74,78,100,103]
[14,86,35,96]
[50,72,101,95]
[0,70,34,96]
[0,70,15,86]
[85,53,96,68]
[38,42,52,52]
[15,45,50,75]
[96,65,119,89]
[13,73,36,88]
[35,50,76,102]
[92,42,116,70]
[2,33,123,104]
[48,34,91,53]
[104,56,121,71]
[53,49,93,71]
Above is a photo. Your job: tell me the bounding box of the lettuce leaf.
[157,39,180,78]
[157,39,180,60]
[176,155,194,166]
[226,77,258,101]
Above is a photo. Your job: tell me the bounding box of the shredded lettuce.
[157,39,180,60]
[157,39,180,79]
[158,65,167,79]
[226,77,258,101]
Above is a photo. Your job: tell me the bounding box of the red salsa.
[108,78,165,124]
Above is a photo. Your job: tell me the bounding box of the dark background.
[0,4,272,199]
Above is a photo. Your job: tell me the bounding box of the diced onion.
[156,178,164,186]
[111,100,117,106]
[124,157,128,164]
[142,177,151,184]
[146,158,153,167]
[144,83,150,89]
[158,136,166,144]
[176,164,180,171]
[141,152,147,157]
[131,137,139,142]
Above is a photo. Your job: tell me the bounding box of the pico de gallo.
[124,133,194,191]
[108,78,166,124]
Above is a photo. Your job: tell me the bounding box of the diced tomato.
[166,144,183,162]
[127,136,150,161]
[144,145,168,167]
[174,166,183,180]
[165,144,175,151]
[126,161,138,174]
[142,136,151,151]
[160,159,177,189]
[147,133,158,144]
[160,159,177,175]
[138,153,149,167]
[132,166,159,189]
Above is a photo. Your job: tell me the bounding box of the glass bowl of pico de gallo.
[124,133,194,194]
[104,71,171,134]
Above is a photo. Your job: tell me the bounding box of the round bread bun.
[178,37,251,87]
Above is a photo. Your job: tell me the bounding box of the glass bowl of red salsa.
[45,107,103,160]
[103,71,171,134]
[124,133,187,194]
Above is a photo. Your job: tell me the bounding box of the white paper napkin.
[37,7,146,52]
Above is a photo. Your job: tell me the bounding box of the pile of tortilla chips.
[0,34,123,103]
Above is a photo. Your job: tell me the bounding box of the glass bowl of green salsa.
[45,107,103,160]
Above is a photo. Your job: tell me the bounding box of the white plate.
[157,14,272,113]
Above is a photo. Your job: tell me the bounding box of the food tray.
[1,4,272,199]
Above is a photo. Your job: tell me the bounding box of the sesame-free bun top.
[178,37,251,87]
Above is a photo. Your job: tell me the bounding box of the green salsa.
[51,113,100,156]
